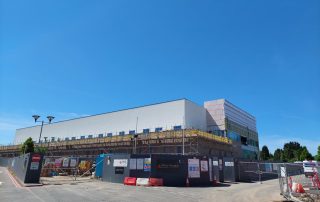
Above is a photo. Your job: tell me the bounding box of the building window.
[155,127,162,132]
[88,135,93,139]
[119,131,125,136]
[107,133,113,137]
[98,134,103,138]
[143,129,150,134]
[129,130,135,135]
[65,137,69,141]
[173,125,182,131]
[51,137,55,142]
[80,136,85,140]
[71,137,76,140]
[240,136,247,145]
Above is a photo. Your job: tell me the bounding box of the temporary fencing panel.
[129,154,151,179]
[151,154,187,186]
[223,157,235,182]
[101,154,221,187]
[218,158,224,182]
[95,154,110,178]
[277,163,320,201]
[237,161,279,182]
[211,157,220,183]
[8,153,43,184]
[188,156,211,186]
[102,154,131,183]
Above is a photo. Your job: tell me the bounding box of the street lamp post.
[32,115,55,144]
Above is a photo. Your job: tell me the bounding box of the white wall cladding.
[204,99,257,132]
[204,99,226,131]
[14,99,206,144]
[184,100,207,131]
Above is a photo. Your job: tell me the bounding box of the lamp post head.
[32,115,40,122]
[47,116,55,123]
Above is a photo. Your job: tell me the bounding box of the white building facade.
[14,98,259,159]
[14,99,206,144]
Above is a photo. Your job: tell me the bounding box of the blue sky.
[0,0,319,154]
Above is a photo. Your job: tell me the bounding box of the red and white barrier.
[136,178,150,186]
[149,178,163,186]
[124,177,137,186]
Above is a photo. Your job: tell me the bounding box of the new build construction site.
[0,98,259,159]
[0,98,319,202]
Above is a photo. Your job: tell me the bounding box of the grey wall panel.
[8,153,43,184]
[102,154,131,183]
[223,157,235,182]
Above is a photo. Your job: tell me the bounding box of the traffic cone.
[186,178,190,187]
[296,183,305,193]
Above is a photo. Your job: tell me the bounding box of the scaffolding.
[0,129,232,157]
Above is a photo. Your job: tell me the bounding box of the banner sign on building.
[144,158,151,172]
[55,158,63,168]
[115,167,124,174]
[113,159,128,167]
[32,154,41,162]
[62,158,69,167]
[200,160,208,172]
[70,158,77,167]
[156,159,180,170]
[30,154,41,170]
[129,159,137,170]
[30,162,39,170]
[225,161,234,167]
[188,159,200,178]
[137,159,144,170]
[212,161,219,166]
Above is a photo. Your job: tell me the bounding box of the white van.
[303,160,319,177]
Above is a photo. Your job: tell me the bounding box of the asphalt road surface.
[0,166,284,202]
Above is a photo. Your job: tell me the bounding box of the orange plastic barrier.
[149,178,163,186]
[124,177,137,186]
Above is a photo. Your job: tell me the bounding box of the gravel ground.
[0,166,284,202]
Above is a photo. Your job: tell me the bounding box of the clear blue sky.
[0,0,319,154]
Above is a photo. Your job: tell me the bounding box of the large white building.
[14,98,259,158]
[14,99,206,144]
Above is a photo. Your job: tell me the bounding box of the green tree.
[283,142,301,162]
[274,149,283,161]
[34,146,47,154]
[260,145,270,160]
[299,146,313,161]
[20,137,35,154]
[316,145,320,161]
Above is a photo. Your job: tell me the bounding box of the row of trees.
[260,142,320,162]
[20,137,47,154]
